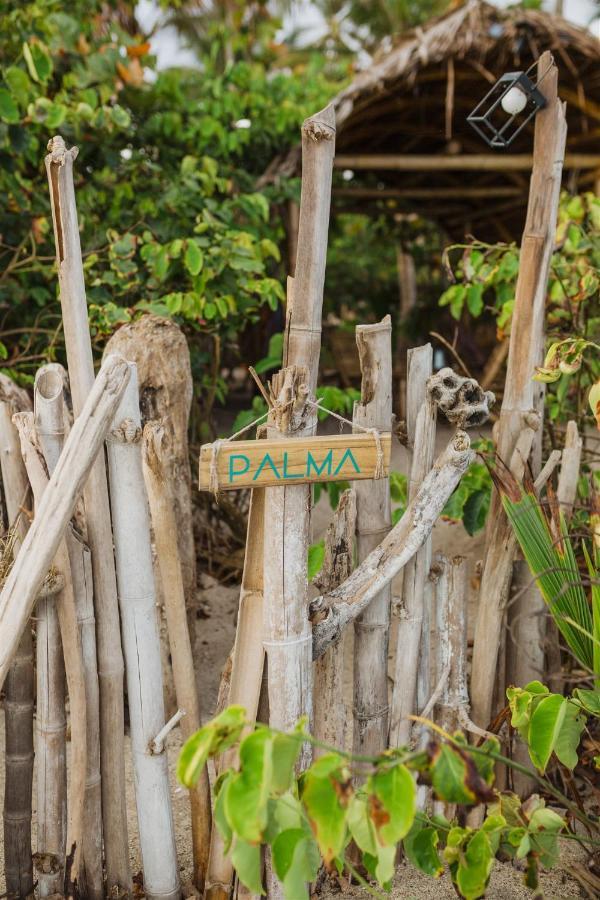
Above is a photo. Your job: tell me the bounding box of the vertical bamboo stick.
[263,104,335,745]
[313,489,356,756]
[352,317,393,757]
[34,364,104,899]
[106,365,179,900]
[143,421,210,892]
[389,345,435,747]
[45,134,131,891]
[0,400,34,899]
[471,54,567,730]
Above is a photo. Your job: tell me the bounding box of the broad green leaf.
[0,89,19,123]
[403,824,443,877]
[429,744,493,805]
[347,796,377,856]
[225,728,273,843]
[177,705,246,787]
[185,239,204,276]
[271,731,302,795]
[462,488,490,535]
[213,772,233,853]
[308,541,324,581]
[368,763,415,844]
[4,67,30,107]
[572,688,600,715]
[23,41,53,83]
[272,829,320,900]
[455,830,494,900]
[466,283,484,317]
[552,701,585,769]
[111,104,131,128]
[527,807,565,868]
[231,838,264,895]
[374,843,395,887]
[301,756,349,863]
[528,694,566,772]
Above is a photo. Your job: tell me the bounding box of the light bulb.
[500,85,527,116]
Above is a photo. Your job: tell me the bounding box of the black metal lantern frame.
[467,64,547,149]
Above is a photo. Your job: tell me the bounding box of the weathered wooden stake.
[106,365,180,900]
[471,53,567,730]
[313,489,356,756]
[34,364,104,898]
[353,318,393,757]
[143,421,210,892]
[0,392,34,900]
[45,135,131,891]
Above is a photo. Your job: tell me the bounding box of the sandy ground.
[0,427,588,896]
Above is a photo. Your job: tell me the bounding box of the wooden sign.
[199,433,391,492]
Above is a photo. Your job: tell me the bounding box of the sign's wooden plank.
[198,433,391,491]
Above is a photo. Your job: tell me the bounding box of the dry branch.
[353,318,392,757]
[311,431,474,660]
[106,365,180,900]
[45,135,130,890]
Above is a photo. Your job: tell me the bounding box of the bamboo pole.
[34,363,104,899]
[143,421,210,893]
[263,104,335,748]
[471,54,567,731]
[106,365,180,900]
[0,400,34,900]
[13,411,88,885]
[389,346,435,747]
[332,152,593,171]
[313,489,356,756]
[352,318,392,757]
[0,355,129,682]
[45,134,131,891]
[311,432,474,659]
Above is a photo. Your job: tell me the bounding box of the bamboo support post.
[389,346,435,747]
[352,317,393,757]
[263,105,335,751]
[313,489,356,756]
[471,53,567,731]
[14,411,90,886]
[311,432,474,659]
[45,135,131,891]
[0,397,34,900]
[35,363,104,898]
[143,421,210,892]
[106,365,180,900]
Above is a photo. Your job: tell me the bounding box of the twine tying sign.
[206,396,386,495]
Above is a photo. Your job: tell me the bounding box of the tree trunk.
[352,318,393,757]
[45,135,131,892]
[471,54,567,730]
[313,489,356,756]
[34,363,103,898]
[143,422,210,893]
[106,365,180,900]
[0,391,34,900]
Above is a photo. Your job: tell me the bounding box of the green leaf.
[177,705,246,787]
[301,755,349,863]
[231,838,264,895]
[308,541,324,581]
[527,807,565,868]
[462,488,490,535]
[0,88,19,123]
[374,844,396,887]
[368,763,415,844]
[429,744,493,805]
[111,104,131,128]
[22,41,52,83]
[528,694,566,772]
[4,67,30,107]
[403,823,443,877]
[225,728,273,843]
[185,239,204,276]
[572,688,600,716]
[213,772,233,853]
[347,796,377,856]
[455,830,494,900]
[272,829,320,900]
[466,283,484,317]
[553,701,585,770]
[271,731,303,795]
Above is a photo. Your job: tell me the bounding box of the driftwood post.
[353,317,393,756]
[389,345,435,746]
[45,135,131,890]
[34,364,104,898]
[106,365,180,900]
[0,393,34,900]
[313,489,356,755]
[263,105,335,743]
[143,421,211,892]
[13,412,89,885]
[471,53,567,730]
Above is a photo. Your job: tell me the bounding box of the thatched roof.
[266,0,600,240]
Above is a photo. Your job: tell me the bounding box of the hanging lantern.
[467,66,547,148]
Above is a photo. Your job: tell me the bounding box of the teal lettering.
[229,454,250,483]
[282,451,302,479]
[306,449,333,477]
[334,448,361,476]
[253,452,281,481]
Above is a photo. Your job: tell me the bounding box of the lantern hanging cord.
[207,396,386,494]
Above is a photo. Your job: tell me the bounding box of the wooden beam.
[333,153,600,171]
[334,186,522,200]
